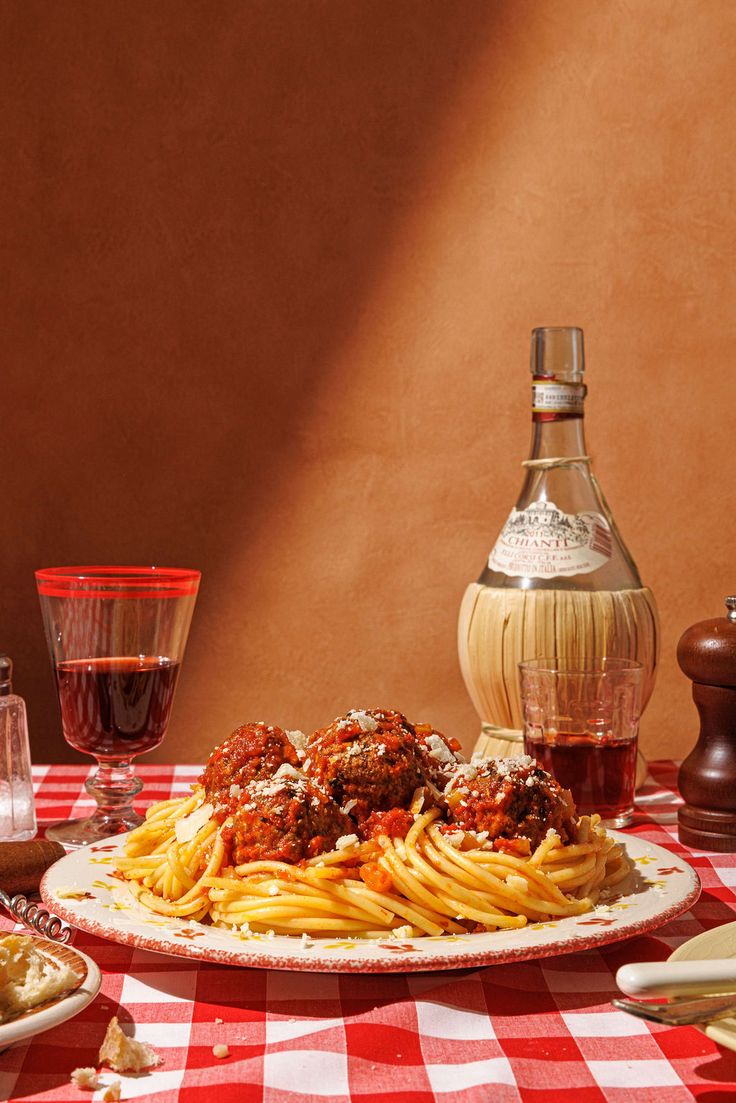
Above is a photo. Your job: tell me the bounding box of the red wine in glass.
[524,730,638,824]
[36,565,199,848]
[55,656,180,759]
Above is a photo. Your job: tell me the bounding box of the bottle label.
[532,381,585,416]
[488,499,613,578]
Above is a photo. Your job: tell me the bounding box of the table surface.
[2,762,736,1103]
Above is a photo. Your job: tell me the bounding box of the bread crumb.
[70,1067,101,1090]
[102,1082,122,1102]
[99,1016,160,1072]
[214,1016,223,1024]
[213,1043,230,1059]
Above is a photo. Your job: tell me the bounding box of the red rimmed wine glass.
[35,566,200,848]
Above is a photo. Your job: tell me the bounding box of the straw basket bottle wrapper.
[0,655,37,842]
[458,327,659,781]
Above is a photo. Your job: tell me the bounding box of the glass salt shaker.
[0,655,37,841]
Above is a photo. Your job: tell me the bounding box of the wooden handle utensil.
[0,840,66,895]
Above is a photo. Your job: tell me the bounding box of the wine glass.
[35,566,200,848]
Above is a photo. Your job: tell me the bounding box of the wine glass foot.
[45,808,144,849]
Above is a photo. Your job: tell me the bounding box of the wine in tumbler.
[36,566,200,847]
[519,657,643,828]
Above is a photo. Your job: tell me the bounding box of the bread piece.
[70,1067,101,1090]
[101,1082,122,1101]
[98,1016,160,1072]
[0,934,79,1023]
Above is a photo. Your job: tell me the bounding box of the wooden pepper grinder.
[677,596,736,850]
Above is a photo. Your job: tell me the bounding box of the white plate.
[40,831,700,973]
[669,921,736,1051]
[0,941,101,1050]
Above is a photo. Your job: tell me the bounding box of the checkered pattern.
[2,763,736,1103]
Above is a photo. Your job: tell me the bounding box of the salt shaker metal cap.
[0,654,38,842]
[677,597,736,850]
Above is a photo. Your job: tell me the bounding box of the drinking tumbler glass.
[519,657,643,828]
[36,566,200,848]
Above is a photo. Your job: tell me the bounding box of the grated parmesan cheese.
[495,755,535,776]
[443,763,479,793]
[349,710,379,733]
[424,733,456,765]
[287,729,308,756]
[273,763,305,782]
[335,833,359,850]
[392,925,413,939]
[174,803,214,844]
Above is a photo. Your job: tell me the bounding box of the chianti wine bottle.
[458,326,659,760]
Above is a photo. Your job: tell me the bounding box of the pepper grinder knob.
[677,596,736,850]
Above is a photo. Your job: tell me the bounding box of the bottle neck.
[529,412,587,461]
[528,373,588,460]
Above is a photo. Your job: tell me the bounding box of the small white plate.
[669,921,736,1051]
[40,831,700,973]
[0,941,101,1051]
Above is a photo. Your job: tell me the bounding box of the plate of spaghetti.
[41,709,700,972]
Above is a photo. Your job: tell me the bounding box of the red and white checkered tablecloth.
[2,762,736,1103]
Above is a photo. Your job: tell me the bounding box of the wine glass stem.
[85,760,143,818]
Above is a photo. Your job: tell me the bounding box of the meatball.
[444,756,576,850]
[413,723,465,789]
[304,708,424,822]
[225,765,353,865]
[200,722,300,814]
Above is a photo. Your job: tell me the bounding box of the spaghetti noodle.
[115,712,630,939]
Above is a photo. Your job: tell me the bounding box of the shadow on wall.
[2,1,506,760]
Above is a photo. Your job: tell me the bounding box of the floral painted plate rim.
[40,831,700,973]
[0,942,101,1050]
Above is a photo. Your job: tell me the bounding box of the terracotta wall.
[2,0,735,766]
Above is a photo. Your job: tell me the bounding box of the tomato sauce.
[361,808,414,841]
[359,862,393,893]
